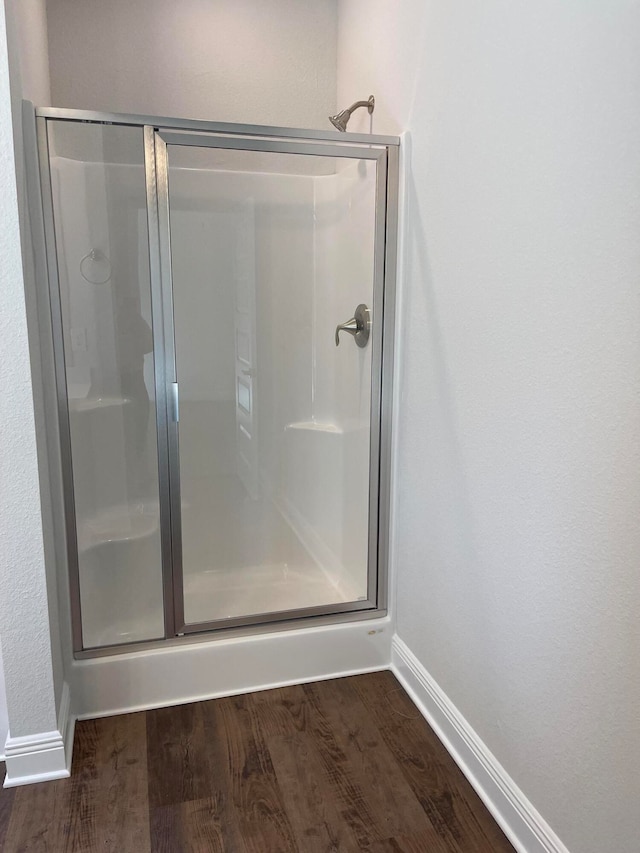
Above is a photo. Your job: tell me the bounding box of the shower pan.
[32,107,399,655]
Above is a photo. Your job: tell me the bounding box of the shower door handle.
[170,382,179,422]
[335,303,370,348]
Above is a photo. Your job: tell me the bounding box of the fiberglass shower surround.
[37,108,398,654]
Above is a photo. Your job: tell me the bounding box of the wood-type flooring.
[0,671,515,852]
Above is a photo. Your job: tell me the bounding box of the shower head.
[329,95,375,132]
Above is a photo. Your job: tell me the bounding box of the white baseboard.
[3,681,75,788]
[391,636,570,853]
[73,617,391,720]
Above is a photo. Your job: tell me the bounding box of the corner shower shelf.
[285,420,370,435]
[69,396,131,413]
[285,420,343,434]
[76,504,160,553]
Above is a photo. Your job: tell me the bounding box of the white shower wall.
[289,159,375,593]
[50,147,376,643]
[173,158,375,612]
[170,161,323,623]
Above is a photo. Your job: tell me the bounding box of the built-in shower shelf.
[77,504,160,552]
[69,396,131,413]
[286,420,343,434]
[285,420,370,435]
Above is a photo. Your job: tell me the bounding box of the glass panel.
[166,144,377,625]
[48,120,165,648]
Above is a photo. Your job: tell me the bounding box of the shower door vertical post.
[376,143,400,610]
[144,126,176,639]
[152,132,187,633]
[33,113,85,653]
[366,147,388,611]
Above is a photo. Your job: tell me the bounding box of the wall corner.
[2,680,75,788]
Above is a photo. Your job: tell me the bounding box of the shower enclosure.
[34,108,398,654]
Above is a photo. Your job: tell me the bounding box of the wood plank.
[161,698,246,853]
[66,713,151,852]
[4,714,149,853]
[3,777,72,852]
[295,680,392,848]
[148,802,180,853]
[0,773,16,851]
[150,796,245,853]
[0,673,516,853]
[303,677,450,850]
[146,701,212,808]
[215,692,298,853]
[246,683,309,738]
[369,829,465,852]
[355,671,515,853]
[268,731,363,852]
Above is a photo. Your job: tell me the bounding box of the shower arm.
[345,98,373,114]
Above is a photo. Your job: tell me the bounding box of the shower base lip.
[71,612,392,723]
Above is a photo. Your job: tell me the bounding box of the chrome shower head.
[329,109,351,133]
[329,95,375,132]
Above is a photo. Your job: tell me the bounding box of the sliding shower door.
[37,107,397,651]
[154,131,389,632]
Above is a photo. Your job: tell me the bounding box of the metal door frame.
[153,128,391,635]
[32,106,399,655]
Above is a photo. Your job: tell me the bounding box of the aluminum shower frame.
[32,106,400,657]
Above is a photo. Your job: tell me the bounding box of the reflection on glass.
[166,147,377,625]
[48,120,165,648]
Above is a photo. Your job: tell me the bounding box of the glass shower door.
[155,131,388,632]
[42,119,167,649]
[36,106,397,654]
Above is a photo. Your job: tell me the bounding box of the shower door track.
[30,105,400,657]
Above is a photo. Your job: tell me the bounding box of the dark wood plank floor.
[0,671,514,852]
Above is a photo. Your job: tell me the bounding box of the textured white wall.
[0,0,62,741]
[338,2,640,852]
[6,0,69,714]
[0,638,7,757]
[46,0,337,127]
